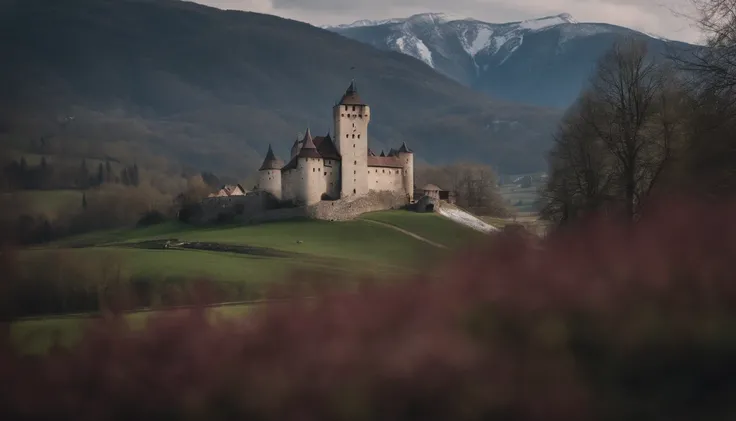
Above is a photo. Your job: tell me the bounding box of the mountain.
[0,0,561,177]
[326,13,695,108]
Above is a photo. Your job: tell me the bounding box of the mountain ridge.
[327,13,693,107]
[0,0,561,177]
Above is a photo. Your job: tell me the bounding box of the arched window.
[354,161,357,165]
[352,106,356,111]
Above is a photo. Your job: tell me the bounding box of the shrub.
[2,196,736,421]
[137,210,168,227]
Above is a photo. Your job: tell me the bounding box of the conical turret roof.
[398,141,413,153]
[338,80,364,105]
[297,127,322,158]
[259,144,284,170]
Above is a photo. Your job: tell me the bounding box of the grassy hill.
[11,210,490,353]
[0,0,561,176]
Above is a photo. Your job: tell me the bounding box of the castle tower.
[296,128,323,205]
[398,142,415,201]
[258,144,284,199]
[333,81,369,198]
[290,135,300,159]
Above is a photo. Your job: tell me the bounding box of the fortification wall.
[324,159,340,199]
[308,190,408,221]
[368,166,403,193]
[282,168,299,203]
[190,190,408,225]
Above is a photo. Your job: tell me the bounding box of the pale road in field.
[363,219,448,249]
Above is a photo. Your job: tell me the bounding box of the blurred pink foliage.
[2,196,736,421]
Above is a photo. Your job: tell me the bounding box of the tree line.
[1,156,142,191]
[541,2,736,224]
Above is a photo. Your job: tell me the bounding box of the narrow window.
[353,189,356,194]
[357,134,360,139]
[352,134,355,139]
[382,169,385,173]
[324,172,327,176]
[312,168,315,172]
[354,170,356,174]
[352,106,356,111]
[354,161,357,165]
[344,105,348,111]
[353,144,355,148]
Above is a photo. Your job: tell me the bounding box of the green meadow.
[11,210,494,353]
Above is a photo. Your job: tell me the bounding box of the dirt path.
[363,219,448,249]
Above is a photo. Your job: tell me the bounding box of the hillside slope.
[328,13,696,108]
[0,0,561,176]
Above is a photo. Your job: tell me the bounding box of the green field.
[361,210,485,249]
[11,210,486,353]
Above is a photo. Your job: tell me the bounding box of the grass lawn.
[360,210,486,249]
[11,211,480,354]
[56,219,440,266]
[19,246,300,283]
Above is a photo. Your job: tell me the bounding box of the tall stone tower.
[296,128,323,205]
[258,144,283,199]
[333,81,369,198]
[397,142,415,201]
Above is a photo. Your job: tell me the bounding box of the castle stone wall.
[302,157,326,205]
[308,190,408,221]
[191,190,408,225]
[334,104,370,198]
[282,168,299,203]
[399,151,414,201]
[368,166,403,192]
[259,169,282,199]
[324,159,340,199]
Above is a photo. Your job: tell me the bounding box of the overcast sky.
[195,0,704,43]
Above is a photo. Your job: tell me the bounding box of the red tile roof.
[367,156,404,168]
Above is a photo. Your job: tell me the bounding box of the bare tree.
[672,0,736,95]
[540,94,614,223]
[542,37,682,223]
[669,0,736,194]
[415,162,509,216]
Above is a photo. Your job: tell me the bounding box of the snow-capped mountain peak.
[326,12,690,108]
[518,13,577,31]
[325,12,467,30]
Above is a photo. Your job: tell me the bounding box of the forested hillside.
[0,0,561,177]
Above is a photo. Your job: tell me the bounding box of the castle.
[257,82,415,205]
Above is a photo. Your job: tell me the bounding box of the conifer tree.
[97,163,104,186]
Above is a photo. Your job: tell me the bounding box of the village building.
[256,81,415,205]
[208,184,247,198]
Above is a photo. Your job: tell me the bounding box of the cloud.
[195,0,703,43]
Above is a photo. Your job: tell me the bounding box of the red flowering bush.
[2,196,736,421]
